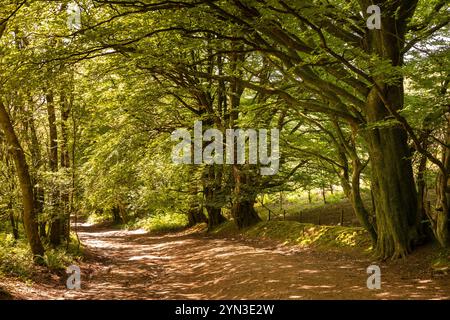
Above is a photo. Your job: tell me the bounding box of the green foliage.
[43,248,77,271]
[326,192,347,204]
[87,211,113,225]
[0,231,82,277]
[132,211,189,233]
[0,233,34,278]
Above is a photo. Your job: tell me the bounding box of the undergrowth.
[128,212,188,233]
[0,231,83,279]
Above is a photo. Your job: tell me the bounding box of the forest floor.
[1,222,449,300]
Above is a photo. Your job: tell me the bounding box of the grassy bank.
[210,220,372,250]
[209,220,449,273]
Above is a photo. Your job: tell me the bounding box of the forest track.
[2,223,450,300]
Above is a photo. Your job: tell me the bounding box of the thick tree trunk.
[186,164,208,227]
[206,207,226,229]
[187,205,208,226]
[363,2,420,259]
[365,103,419,259]
[231,198,260,229]
[231,165,261,229]
[0,101,45,260]
[203,165,226,229]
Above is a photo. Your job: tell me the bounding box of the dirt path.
[3,223,450,299]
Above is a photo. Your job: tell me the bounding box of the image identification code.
[175,304,275,317]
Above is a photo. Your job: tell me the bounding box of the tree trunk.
[321,186,327,204]
[4,154,19,239]
[25,96,46,240]
[365,103,419,259]
[0,101,45,261]
[363,3,420,259]
[206,207,226,229]
[46,92,61,247]
[434,121,450,247]
[8,203,19,240]
[231,165,261,229]
[187,205,208,226]
[203,165,226,229]
[112,207,121,224]
[117,201,128,224]
[186,164,208,227]
[416,151,428,239]
[60,93,71,242]
[351,160,377,243]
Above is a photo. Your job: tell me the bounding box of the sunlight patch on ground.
[128,255,171,261]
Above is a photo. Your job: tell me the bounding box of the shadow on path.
[4,222,450,299]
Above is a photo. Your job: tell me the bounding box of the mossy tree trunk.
[0,101,45,261]
[362,2,421,259]
[231,165,261,229]
[365,90,420,258]
[203,165,226,229]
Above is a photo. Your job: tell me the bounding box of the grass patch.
[132,212,189,233]
[211,220,371,250]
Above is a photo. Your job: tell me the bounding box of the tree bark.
[363,2,420,259]
[4,154,19,239]
[365,89,420,258]
[203,165,226,229]
[339,158,377,244]
[187,205,208,226]
[60,93,71,242]
[0,101,45,260]
[434,122,450,247]
[366,125,419,259]
[321,185,327,204]
[231,165,261,229]
[8,202,19,240]
[46,91,61,247]
[416,150,428,239]
[25,96,46,239]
